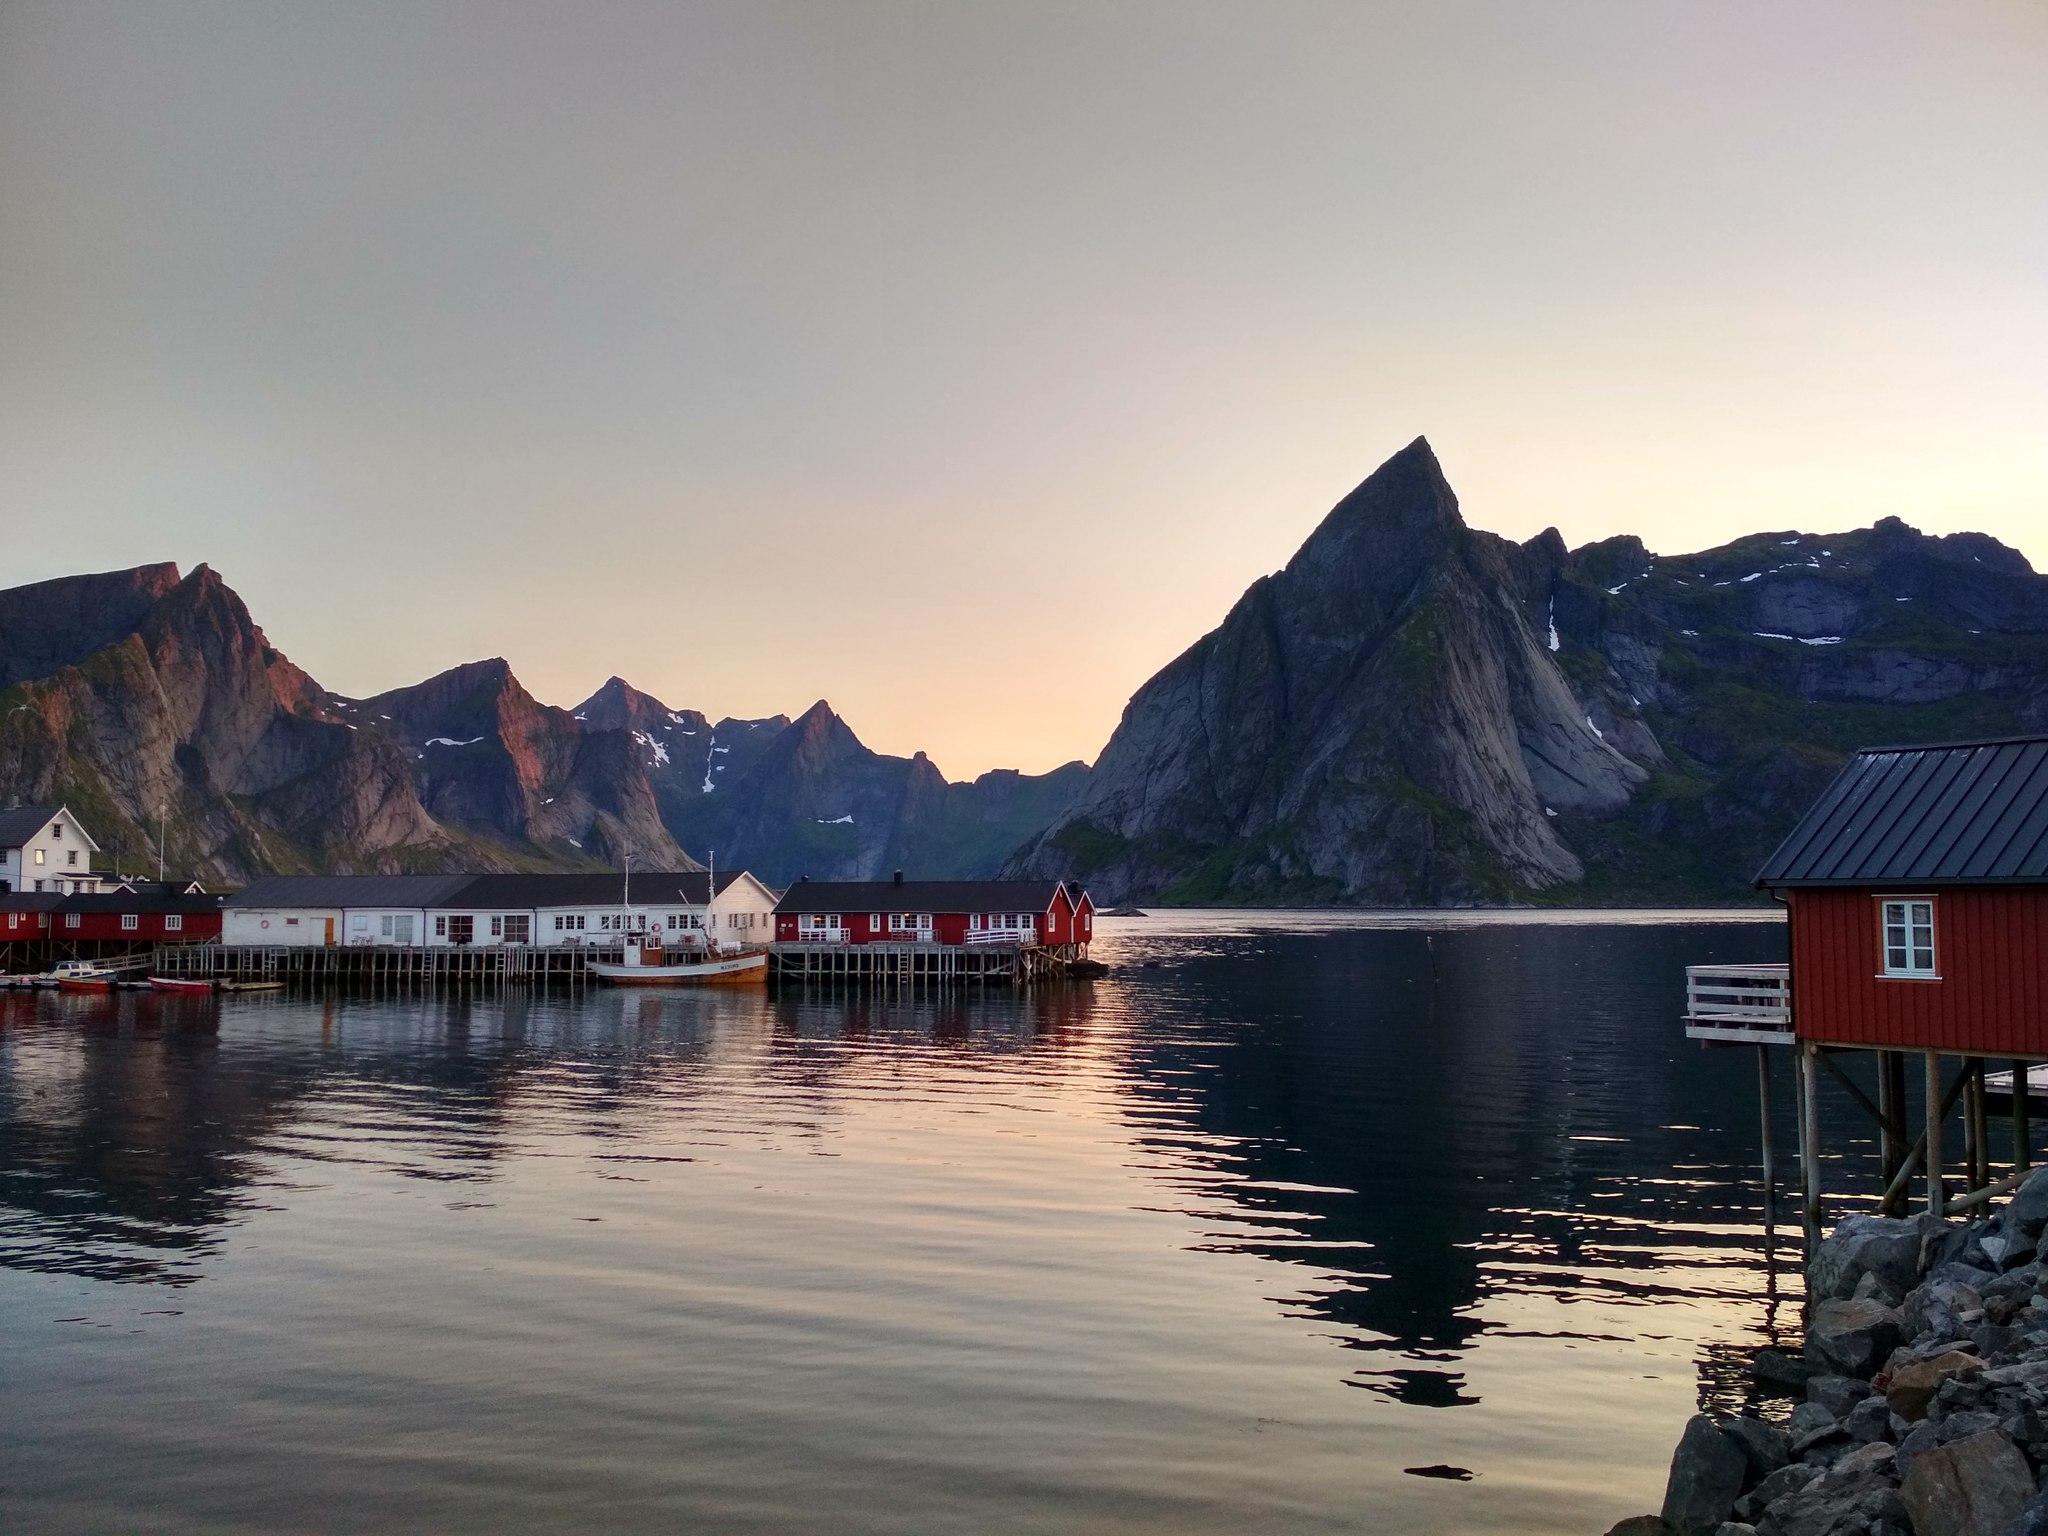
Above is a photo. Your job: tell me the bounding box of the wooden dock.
[142,940,1087,989]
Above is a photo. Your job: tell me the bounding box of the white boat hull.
[589,950,768,986]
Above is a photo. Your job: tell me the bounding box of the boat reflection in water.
[2,912,1819,1535]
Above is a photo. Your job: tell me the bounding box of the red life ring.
[261,919,271,929]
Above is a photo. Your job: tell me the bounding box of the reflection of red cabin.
[772,877,1094,948]
[1758,735,2048,1053]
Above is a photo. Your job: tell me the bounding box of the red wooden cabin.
[1757,734,2048,1054]
[48,890,225,946]
[773,876,1093,949]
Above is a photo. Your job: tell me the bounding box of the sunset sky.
[2,2,2043,777]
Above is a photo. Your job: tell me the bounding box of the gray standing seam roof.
[0,805,59,848]
[1756,735,2048,886]
[228,875,479,908]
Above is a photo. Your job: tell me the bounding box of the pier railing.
[1682,963,1792,1044]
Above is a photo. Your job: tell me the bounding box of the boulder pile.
[1609,1169,2048,1536]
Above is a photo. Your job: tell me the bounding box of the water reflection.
[0,913,1805,1534]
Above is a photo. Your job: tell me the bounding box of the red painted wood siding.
[1790,887,2048,1053]
[52,911,222,942]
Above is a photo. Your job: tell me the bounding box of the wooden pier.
[141,939,1087,989]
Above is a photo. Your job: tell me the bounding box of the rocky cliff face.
[0,565,1086,885]
[1006,439,2048,904]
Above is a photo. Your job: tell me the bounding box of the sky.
[1,2,2044,777]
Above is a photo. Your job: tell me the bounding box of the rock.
[1735,1463,1819,1523]
[1810,1216,1942,1303]
[1756,1349,1826,1392]
[1853,1269,1905,1308]
[1840,1396,1893,1444]
[1754,1471,1906,1536]
[2014,1486,2048,1536]
[1928,1262,2000,1292]
[1906,1279,1988,1344]
[1984,1263,2040,1302]
[1972,1321,2023,1360]
[1809,1376,1872,1417]
[1606,1519,1672,1536]
[1896,1421,1942,1481]
[1721,1416,1792,1481]
[1899,1429,2034,1536]
[1789,1402,1839,1438]
[1806,1298,1903,1378]
[2000,1168,2048,1249]
[1829,1441,1895,1480]
[1887,1351,1985,1420]
[1931,1226,1996,1277]
[1663,1416,1749,1535]
[1711,1525,1757,1536]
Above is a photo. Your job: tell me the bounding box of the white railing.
[1684,963,1792,1043]
[794,928,844,943]
[964,929,1032,946]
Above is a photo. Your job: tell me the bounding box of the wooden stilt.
[1926,1049,1946,1219]
[2017,1059,2032,1174]
[1757,1043,1775,1225]
[1968,1059,1991,1193]
[1877,1050,1901,1187]
[1799,1042,1822,1244]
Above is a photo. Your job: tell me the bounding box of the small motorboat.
[148,976,216,994]
[590,938,767,987]
[51,960,122,992]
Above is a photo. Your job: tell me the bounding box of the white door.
[394,914,415,945]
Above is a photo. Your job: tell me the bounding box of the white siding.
[223,907,341,946]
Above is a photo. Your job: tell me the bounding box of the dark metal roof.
[226,871,741,910]
[774,879,1068,915]
[53,891,225,915]
[228,875,478,909]
[1757,734,2048,886]
[0,804,59,847]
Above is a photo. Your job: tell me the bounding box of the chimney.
[893,870,904,886]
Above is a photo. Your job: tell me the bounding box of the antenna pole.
[158,800,166,882]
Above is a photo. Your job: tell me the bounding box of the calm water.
[0,912,1809,1535]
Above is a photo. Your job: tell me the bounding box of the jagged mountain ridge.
[0,565,1088,884]
[1005,437,2048,904]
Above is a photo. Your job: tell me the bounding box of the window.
[32,879,43,891]
[51,824,61,840]
[869,912,883,929]
[489,915,503,939]
[65,913,79,929]
[67,850,78,867]
[121,913,139,931]
[503,914,530,945]
[447,914,474,945]
[165,914,182,932]
[34,849,44,865]
[380,915,394,937]
[434,915,448,937]
[286,916,300,926]
[4,913,14,929]
[1881,899,1937,978]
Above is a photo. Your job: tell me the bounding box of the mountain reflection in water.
[1,912,1816,1535]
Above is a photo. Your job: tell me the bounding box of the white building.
[221,870,780,949]
[0,804,106,895]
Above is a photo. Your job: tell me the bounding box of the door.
[394,914,414,946]
[324,917,335,946]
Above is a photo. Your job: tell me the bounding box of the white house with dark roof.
[0,804,105,895]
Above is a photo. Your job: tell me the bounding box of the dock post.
[2016,1059,2031,1173]
[1926,1050,1946,1219]
[1966,1059,1990,1194]
[1757,1043,1775,1225]
[1798,1042,1822,1245]
[1877,1051,1901,1186]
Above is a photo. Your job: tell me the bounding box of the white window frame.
[166,913,182,932]
[1879,897,1938,979]
[121,913,139,931]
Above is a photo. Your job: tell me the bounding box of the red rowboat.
[148,976,215,994]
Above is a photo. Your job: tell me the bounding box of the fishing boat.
[590,940,767,986]
[587,850,766,986]
[148,975,216,994]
